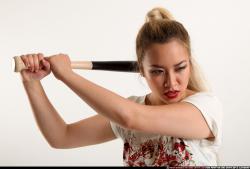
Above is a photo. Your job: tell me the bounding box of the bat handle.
[71,61,93,70]
[13,56,26,72]
[12,56,93,72]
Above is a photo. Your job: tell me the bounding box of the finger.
[44,56,52,65]
[60,53,69,59]
[38,53,44,69]
[33,54,40,73]
[27,54,35,72]
[20,55,30,68]
[43,56,49,62]
[38,53,44,61]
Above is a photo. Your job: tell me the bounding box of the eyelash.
[150,70,164,75]
[150,66,186,75]
[176,66,186,72]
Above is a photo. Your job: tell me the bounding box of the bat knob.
[13,56,26,72]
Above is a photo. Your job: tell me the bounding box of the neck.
[146,93,163,105]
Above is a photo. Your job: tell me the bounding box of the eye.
[175,66,186,72]
[150,69,164,75]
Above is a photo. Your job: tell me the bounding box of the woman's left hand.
[47,53,74,81]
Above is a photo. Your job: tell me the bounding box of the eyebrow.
[150,60,187,68]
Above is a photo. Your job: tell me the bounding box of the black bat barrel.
[92,61,139,72]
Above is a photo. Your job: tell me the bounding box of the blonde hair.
[136,7,209,92]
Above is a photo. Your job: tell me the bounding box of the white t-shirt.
[110,92,223,167]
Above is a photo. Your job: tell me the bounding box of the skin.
[20,40,213,149]
[141,40,194,106]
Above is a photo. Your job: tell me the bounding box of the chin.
[162,92,184,104]
[161,97,178,104]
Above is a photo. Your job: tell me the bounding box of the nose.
[164,72,177,89]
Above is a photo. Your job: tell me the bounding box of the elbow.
[122,115,134,130]
[49,143,61,149]
[48,140,67,149]
[121,104,139,130]
[47,125,69,149]
[113,100,141,130]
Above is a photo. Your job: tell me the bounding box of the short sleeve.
[181,92,223,144]
[110,120,120,138]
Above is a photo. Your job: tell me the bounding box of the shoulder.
[182,91,222,107]
[182,91,223,144]
[182,91,223,124]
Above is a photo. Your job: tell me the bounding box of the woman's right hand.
[20,53,51,82]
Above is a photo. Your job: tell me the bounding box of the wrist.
[21,77,41,84]
[22,78,40,84]
[59,70,76,83]
[22,79,42,91]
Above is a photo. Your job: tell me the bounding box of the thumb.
[41,59,50,71]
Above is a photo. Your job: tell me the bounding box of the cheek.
[145,76,163,89]
[145,72,162,83]
[148,78,160,86]
[179,69,191,86]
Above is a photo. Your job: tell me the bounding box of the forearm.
[61,72,134,128]
[23,80,67,147]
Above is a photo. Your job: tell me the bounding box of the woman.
[19,7,223,166]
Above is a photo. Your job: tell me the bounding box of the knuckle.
[38,53,44,59]
[20,55,26,60]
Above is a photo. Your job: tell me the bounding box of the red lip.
[164,91,179,99]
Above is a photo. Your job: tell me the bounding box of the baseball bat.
[13,56,139,73]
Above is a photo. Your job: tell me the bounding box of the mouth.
[164,90,180,99]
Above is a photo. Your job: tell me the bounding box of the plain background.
[1,0,250,166]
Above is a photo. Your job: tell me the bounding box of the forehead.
[143,40,189,66]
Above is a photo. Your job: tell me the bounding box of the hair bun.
[146,7,174,22]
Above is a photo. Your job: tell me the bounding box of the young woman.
[19,7,223,167]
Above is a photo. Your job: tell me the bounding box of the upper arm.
[60,114,116,149]
[129,102,214,139]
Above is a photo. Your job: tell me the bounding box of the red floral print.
[122,136,195,167]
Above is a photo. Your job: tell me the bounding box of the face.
[142,39,191,105]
